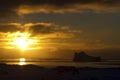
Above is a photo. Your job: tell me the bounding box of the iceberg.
[73,51,101,62]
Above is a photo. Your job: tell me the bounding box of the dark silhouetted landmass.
[73,51,101,62]
[0,63,120,80]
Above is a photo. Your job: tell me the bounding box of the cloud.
[17,0,120,15]
[26,22,82,38]
[27,23,56,34]
[0,0,120,18]
[0,23,22,33]
[0,22,82,39]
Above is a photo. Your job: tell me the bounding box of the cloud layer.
[0,22,81,38]
[0,0,120,18]
[0,22,83,50]
[0,22,119,52]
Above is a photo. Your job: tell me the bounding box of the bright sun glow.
[10,32,37,50]
[19,58,26,65]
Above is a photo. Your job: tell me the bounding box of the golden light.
[19,58,26,66]
[10,32,37,50]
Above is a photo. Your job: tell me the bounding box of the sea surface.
[0,58,120,68]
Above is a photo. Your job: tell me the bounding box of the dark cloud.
[0,0,120,18]
[17,0,120,14]
[27,23,82,36]
[23,0,120,6]
[0,23,21,33]
[0,0,21,18]
[28,23,56,34]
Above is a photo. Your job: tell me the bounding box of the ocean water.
[0,58,120,68]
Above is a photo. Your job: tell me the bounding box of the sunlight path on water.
[19,58,26,66]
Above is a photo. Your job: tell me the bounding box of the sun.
[11,32,36,50]
[13,39,26,50]
[12,37,29,50]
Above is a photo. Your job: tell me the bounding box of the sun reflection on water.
[19,58,26,66]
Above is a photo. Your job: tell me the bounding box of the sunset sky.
[0,0,120,59]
